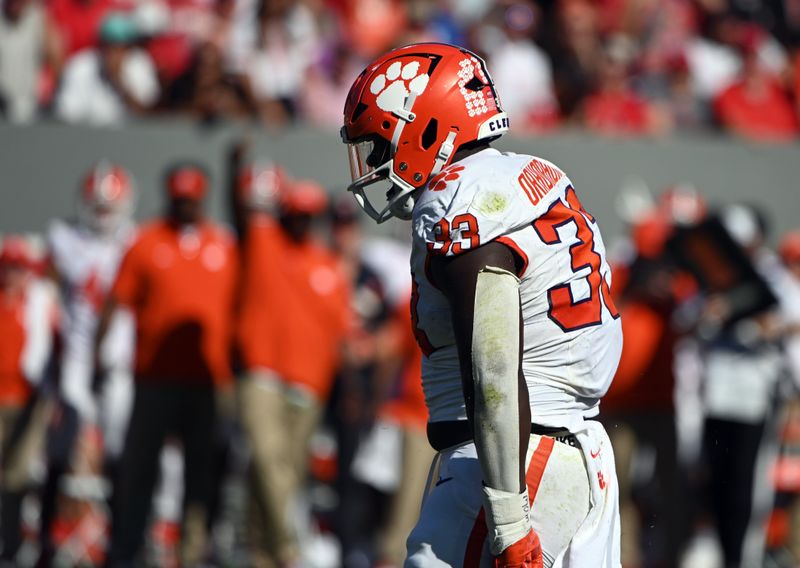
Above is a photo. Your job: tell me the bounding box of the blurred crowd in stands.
[2,0,800,140]
[1,140,800,567]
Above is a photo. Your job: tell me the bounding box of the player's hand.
[493,529,543,568]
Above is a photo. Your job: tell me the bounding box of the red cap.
[280,179,328,215]
[780,230,800,265]
[0,236,31,268]
[166,166,208,200]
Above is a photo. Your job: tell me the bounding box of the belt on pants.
[427,420,580,452]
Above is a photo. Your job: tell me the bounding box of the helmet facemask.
[344,132,420,223]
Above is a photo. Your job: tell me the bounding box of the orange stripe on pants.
[463,436,556,566]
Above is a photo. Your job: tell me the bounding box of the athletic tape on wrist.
[482,485,532,555]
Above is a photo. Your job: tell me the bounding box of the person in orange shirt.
[234,168,351,568]
[97,163,238,568]
[0,236,58,564]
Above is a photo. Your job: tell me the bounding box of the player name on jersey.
[518,159,563,206]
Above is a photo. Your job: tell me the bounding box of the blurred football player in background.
[47,163,136,468]
[99,163,237,568]
[0,236,57,565]
[342,43,622,567]
[25,163,137,567]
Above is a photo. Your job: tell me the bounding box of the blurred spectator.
[685,15,743,103]
[0,236,57,565]
[100,163,237,567]
[48,0,114,56]
[548,0,602,121]
[484,1,559,131]
[300,44,362,129]
[338,0,407,60]
[0,0,60,122]
[234,171,351,567]
[245,0,321,125]
[55,12,159,126]
[583,35,671,136]
[161,41,253,121]
[714,32,798,142]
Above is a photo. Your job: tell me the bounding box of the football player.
[46,162,136,460]
[341,44,623,567]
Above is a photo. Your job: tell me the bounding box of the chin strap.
[430,130,458,178]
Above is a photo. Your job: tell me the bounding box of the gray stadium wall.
[0,120,797,244]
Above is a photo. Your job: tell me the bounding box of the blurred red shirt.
[584,89,651,135]
[112,219,237,386]
[714,77,798,142]
[48,0,115,55]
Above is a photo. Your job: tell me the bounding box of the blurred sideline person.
[234,168,351,567]
[697,204,787,568]
[602,187,705,567]
[100,163,237,567]
[341,43,622,567]
[36,163,136,565]
[0,237,57,565]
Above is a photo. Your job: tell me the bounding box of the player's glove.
[482,486,543,568]
[493,529,542,568]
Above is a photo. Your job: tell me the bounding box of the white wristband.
[482,485,532,555]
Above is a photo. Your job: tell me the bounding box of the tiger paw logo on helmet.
[429,165,465,192]
[370,60,430,113]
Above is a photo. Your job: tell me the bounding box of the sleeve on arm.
[20,282,57,386]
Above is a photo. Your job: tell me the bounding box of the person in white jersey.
[46,162,136,460]
[341,43,623,568]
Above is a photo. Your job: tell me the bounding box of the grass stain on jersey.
[476,192,508,216]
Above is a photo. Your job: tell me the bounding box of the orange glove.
[493,529,543,568]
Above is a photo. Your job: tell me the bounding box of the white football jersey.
[411,148,623,431]
[47,219,134,363]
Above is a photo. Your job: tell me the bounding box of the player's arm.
[429,241,537,561]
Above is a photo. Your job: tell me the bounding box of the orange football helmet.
[80,162,135,235]
[342,43,509,223]
[237,163,287,213]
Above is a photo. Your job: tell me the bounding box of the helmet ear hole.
[421,118,438,150]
